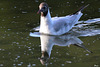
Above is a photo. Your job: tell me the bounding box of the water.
[0,0,100,67]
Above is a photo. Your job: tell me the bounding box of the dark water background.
[0,0,100,67]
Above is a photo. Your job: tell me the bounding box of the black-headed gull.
[37,2,89,35]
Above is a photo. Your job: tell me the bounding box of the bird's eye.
[43,6,46,9]
[43,7,45,9]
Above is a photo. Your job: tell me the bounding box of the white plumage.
[37,2,88,35]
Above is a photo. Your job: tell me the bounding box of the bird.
[37,2,89,35]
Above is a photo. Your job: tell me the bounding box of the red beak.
[37,8,44,14]
[37,9,43,14]
[37,10,41,14]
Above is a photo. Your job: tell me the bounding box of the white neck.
[39,9,53,34]
[40,9,52,24]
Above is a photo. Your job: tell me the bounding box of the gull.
[37,2,89,35]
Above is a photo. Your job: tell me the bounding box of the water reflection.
[30,32,92,65]
[30,18,100,66]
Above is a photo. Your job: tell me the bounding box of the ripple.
[84,18,100,23]
[72,18,100,37]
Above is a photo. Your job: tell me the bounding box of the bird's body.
[37,2,88,35]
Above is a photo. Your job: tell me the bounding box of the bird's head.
[37,2,49,16]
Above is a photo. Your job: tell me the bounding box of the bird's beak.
[37,9,43,14]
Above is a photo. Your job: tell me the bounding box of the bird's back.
[51,11,83,35]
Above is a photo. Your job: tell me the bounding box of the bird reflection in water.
[30,32,92,65]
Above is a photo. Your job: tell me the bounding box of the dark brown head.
[37,2,49,16]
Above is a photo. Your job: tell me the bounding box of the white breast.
[39,10,55,35]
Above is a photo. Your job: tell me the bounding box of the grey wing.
[52,16,74,33]
[52,12,83,33]
[53,20,68,32]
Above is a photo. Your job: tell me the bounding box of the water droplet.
[13,16,16,18]
[1,8,4,10]
[50,62,52,64]
[66,53,69,55]
[56,52,58,53]
[0,64,3,66]
[14,6,17,8]
[32,64,36,66]
[66,61,72,63]
[20,62,23,64]
[17,56,20,59]
[16,42,19,45]
[86,53,89,56]
[94,64,99,67]
[35,0,39,2]
[8,29,11,31]
[98,8,100,12]
[61,64,64,66]
[2,19,5,21]
[22,11,27,14]
[81,1,84,3]
[29,49,31,51]
[67,2,69,3]
[13,64,16,66]
[18,64,22,66]
[27,63,31,67]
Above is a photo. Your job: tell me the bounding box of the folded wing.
[52,12,83,35]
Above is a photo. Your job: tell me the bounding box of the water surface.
[0,0,100,67]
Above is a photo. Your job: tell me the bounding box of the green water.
[0,0,100,67]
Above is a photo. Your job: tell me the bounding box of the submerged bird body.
[37,2,88,35]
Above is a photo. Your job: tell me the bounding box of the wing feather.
[51,12,83,34]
